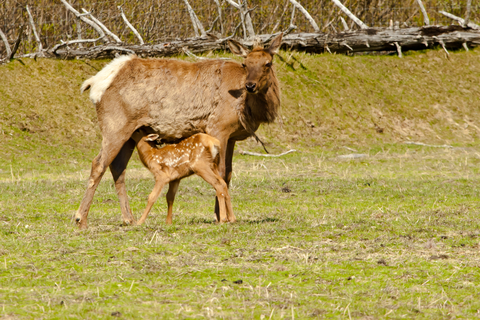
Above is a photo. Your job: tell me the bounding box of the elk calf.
[131,130,235,225]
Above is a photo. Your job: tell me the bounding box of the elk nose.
[245,82,256,92]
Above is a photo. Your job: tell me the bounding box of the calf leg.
[196,165,232,223]
[109,138,136,225]
[165,180,180,225]
[137,178,167,226]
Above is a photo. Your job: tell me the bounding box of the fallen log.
[19,25,480,60]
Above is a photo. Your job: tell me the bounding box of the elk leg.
[109,138,136,225]
[214,140,236,222]
[137,178,166,226]
[165,180,180,225]
[75,134,133,229]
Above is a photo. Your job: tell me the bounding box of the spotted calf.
[131,130,235,225]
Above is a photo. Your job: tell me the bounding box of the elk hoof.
[122,219,135,226]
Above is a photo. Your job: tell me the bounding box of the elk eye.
[265,62,272,67]
[242,63,246,68]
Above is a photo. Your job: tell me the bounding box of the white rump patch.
[80,55,134,103]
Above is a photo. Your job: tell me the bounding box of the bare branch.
[81,8,121,43]
[239,149,297,157]
[52,36,105,54]
[289,0,320,32]
[439,11,480,30]
[206,17,219,33]
[76,17,83,48]
[26,5,44,56]
[464,0,472,27]
[182,47,230,60]
[340,17,349,31]
[220,22,242,41]
[394,42,402,58]
[0,27,11,58]
[438,39,450,59]
[415,0,430,26]
[281,5,297,35]
[226,0,255,39]
[272,0,290,34]
[118,6,144,44]
[9,25,24,60]
[212,0,224,36]
[182,0,206,37]
[331,0,368,29]
[59,0,105,39]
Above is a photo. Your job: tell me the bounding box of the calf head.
[131,128,159,145]
[228,33,283,94]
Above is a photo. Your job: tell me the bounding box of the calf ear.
[228,39,249,57]
[145,134,160,141]
[267,33,283,56]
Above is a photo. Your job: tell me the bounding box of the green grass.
[2,49,480,318]
[2,145,480,318]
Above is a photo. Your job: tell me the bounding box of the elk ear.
[267,33,283,56]
[145,134,159,142]
[228,39,249,57]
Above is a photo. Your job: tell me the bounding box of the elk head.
[228,33,283,94]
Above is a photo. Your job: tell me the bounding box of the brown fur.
[131,130,235,225]
[75,34,283,229]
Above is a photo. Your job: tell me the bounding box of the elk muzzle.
[245,82,257,93]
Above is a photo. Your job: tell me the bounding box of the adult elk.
[75,34,282,229]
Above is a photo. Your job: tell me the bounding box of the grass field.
[2,145,480,319]
[1,48,480,318]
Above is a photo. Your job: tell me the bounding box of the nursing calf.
[131,130,235,225]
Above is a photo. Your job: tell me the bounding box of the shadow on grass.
[242,217,279,224]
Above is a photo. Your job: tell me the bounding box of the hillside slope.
[1,49,479,171]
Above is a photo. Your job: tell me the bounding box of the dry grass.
[2,146,480,318]
[1,48,480,318]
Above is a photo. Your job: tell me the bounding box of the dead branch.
[340,17,349,31]
[60,0,105,39]
[9,25,24,60]
[464,0,472,27]
[81,9,121,43]
[35,25,480,60]
[405,142,453,148]
[51,36,105,54]
[26,5,44,57]
[331,0,368,29]
[76,17,83,48]
[221,22,243,41]
[182,47,230,60]
[226,0,256,39]
[281,4,297,35]
[239,149,297,157]
[118,6,144,44]
[394,42,402,57]
[272,0,290,34]
[212,0,224,36]
[439,11,480,30]
[289,0,320,32]
[415,0,430,26]
[0,27,11,57]
[183,0,206,37]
